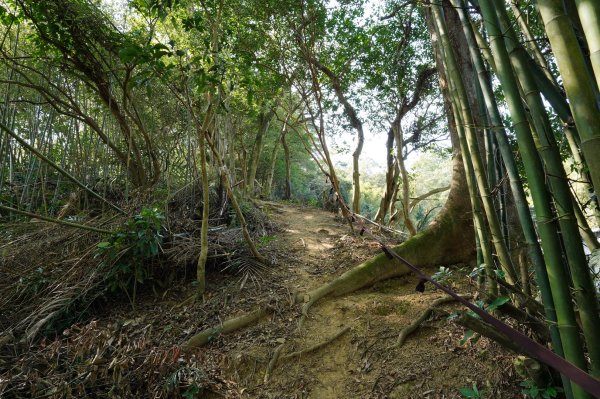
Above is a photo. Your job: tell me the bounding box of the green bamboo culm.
[572,0,600,94]
[496,1,600,379]
[508,10,600,229]
[430,2,518,286]
[478,0,590,397]
[572,2,599,85]
[454,1,568,394]
[535,0,600,200]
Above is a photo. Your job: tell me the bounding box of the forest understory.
[1,200,522,398]
[2,0,600,397]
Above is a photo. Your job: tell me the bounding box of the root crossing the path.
[181,203,522,398]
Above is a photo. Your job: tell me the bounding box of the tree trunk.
[374,127,398,224]
[247,109,274,195]
[394,123,417,236]
[263,119,287,198]
[282,129,291,200]
[432,2,518,285]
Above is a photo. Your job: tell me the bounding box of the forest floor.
[1,202,523,398]
[174,202,522,398]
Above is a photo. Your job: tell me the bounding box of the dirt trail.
[224,202,519,399]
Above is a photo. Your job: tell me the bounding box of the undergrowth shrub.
[96,208,164,304]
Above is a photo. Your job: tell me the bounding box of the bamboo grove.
[1,0,600,397]
[428,1,600,397]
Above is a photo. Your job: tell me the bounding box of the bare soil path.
[218,202,520,398]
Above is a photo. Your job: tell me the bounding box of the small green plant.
[164,366,207,398]
[96,208,164,305]
[486,296,510,311]
[432,266,453,284]
[459,329,480,346]
[306,197,319,207]
[469,264,485,279]
[459,383,486,398]
[520,380,562,399]
[258,234,276,247]
[466,297,510,319]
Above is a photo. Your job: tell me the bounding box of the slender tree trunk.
[263,139,281,199]
[394,123,417,236]
[306,58,364,213]
[374,128,397,224]
[282,128,291,200]
[247,109,274,195]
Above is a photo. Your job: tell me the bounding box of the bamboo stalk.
[431,2,518,285]
[0,204,113,234]
[0,121,125,215]
[478,0,591,396]
[496,1,600,378]
[536,0,600,204]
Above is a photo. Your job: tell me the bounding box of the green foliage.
[131,0,180,20]
[459,329,480,346]
[431,266,452,284]
[96,208,164,299]
[0,3,22,24]
[465,296,510,320]
[258,234,276,247]
[520,380,562,399]
[469,264,486,279]
[459,383,487,398]
[164,366,207,398]
[486,296,510,312]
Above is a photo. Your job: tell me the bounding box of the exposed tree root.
[281,326,350,362]
[182,307,270,349]
[295,203,474,323]
[391,295,472,349]
[263,340,286,383]
[264,327,350,383]
[186,152,472,353]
